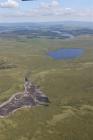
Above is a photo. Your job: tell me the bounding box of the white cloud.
[51,0,60,7]
[0,0,19,8]
[33,0,93,20]
[0,0,93,21]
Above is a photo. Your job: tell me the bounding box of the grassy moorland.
[0,37,93,140]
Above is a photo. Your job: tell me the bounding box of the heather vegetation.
[0,37,93,140]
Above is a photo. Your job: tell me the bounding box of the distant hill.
[0,21,93,39]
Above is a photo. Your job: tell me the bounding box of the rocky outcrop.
[0,78,49,118]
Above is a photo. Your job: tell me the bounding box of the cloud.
[0,0,93,21]
[0,0,19,8]
[32,0,93,19]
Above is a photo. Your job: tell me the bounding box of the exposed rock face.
[0,78,49,117]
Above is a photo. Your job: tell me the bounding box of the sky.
[0,0,93,22]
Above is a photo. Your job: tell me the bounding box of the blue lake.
[48,48,84,60]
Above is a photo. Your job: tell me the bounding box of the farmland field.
[0,37,93,140]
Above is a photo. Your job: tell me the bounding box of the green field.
[0,37,93,140]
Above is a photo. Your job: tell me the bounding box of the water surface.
[48,48,84,60]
